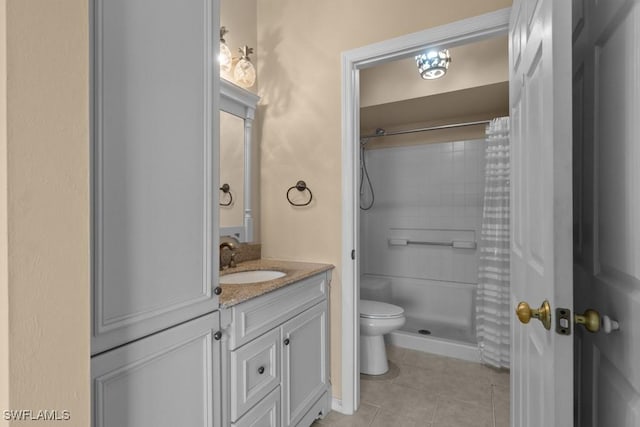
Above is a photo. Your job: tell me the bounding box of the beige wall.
[221,0,258,91]
[0,1,89,425]
[256,0,511,400]
[0,1,8,420]
[361,82,510,147]
[360,35,509,108]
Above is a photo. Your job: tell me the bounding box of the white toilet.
[360,299,406,375]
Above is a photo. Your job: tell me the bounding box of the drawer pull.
[283,338,290,346]
[257,366,265,374]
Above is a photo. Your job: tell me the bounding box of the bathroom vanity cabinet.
[220,271,332,427]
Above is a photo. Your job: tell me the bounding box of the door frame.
[339,7,511,414]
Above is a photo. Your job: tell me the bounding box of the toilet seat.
[360,299,404,319]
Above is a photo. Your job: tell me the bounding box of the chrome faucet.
[219,241,237,270]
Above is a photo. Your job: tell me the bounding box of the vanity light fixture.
[415,49,452,80]
[233,45,256,88]
[219,26,232,73]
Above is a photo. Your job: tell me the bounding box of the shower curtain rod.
[361,119,491,140]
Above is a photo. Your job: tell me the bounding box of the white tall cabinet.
[90,0,222,426]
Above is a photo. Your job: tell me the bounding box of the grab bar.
[388,238,476,249]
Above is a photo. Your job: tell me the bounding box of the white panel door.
[92,312,221,427]
[573,0,640,425]
[509,0,573,426]
[91,0,220,354]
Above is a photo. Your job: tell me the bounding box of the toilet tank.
[360,275,392,302]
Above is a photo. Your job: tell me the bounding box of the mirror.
[219,79,260,242]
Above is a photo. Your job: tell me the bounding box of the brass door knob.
[516,300,551,330]
[575,309,600,333]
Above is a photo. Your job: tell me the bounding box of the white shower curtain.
[476,117,511,369]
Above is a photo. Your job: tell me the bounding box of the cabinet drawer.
[228,272,327,349]
[232,386,280,427]
[230,328,280,421]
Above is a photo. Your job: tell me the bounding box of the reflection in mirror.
[220,111,244,230]
[219,79,260,242]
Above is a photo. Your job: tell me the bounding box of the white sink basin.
[220,270,286,285]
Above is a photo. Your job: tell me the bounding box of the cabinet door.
[92,312,221,427]
[91,0,220,354]
[281,301,329,427]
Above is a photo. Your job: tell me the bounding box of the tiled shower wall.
[360,139,486,334]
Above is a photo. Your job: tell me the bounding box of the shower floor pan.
[386,316,480,362]
[401,316,476,344]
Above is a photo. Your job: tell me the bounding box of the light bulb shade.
[233,57,256,88]
[415,49,451,80]
[219,42,232,73]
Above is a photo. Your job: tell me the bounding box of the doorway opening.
[339,7,511,415]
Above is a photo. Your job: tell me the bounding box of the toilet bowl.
[360,299,406,375]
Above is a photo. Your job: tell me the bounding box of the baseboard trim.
[331,397,344,413]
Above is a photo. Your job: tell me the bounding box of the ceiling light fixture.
[415,49,452,80]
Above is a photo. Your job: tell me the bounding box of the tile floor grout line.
[368,405,381,426]
[491,384,497,427]
[430,395,442,426]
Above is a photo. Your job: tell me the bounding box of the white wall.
[360,139,486,337]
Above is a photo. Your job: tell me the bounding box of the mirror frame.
[220,79,260,242]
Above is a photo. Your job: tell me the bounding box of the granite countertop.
[218,259,334,308]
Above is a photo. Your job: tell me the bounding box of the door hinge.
[556,308,571,336]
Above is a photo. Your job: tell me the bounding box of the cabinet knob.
[283,338,290,346]
[214,331,222,341]
[213,286,222,295]
[258,366,265,374]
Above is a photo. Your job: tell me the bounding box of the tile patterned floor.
[313,345,509,427]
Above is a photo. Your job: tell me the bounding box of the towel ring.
[286,180,313,207]
[219,183,233,206]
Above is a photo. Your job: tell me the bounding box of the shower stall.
[359,120,506,362]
